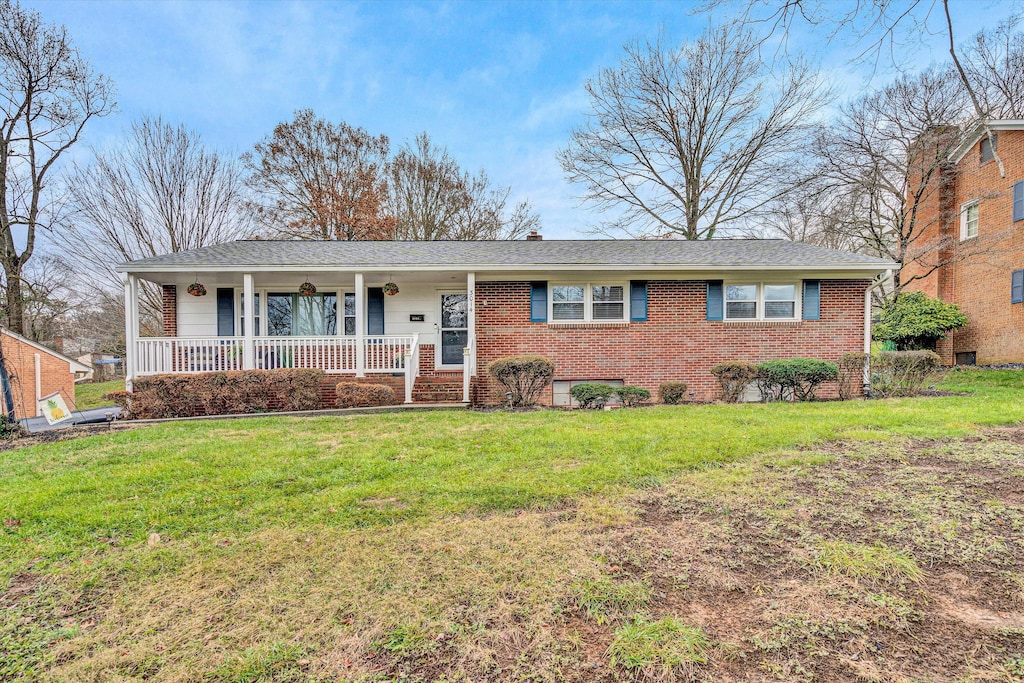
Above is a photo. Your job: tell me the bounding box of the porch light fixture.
[186,278,207,297]
[298,280,317,296]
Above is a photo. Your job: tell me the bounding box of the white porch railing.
[133,334,426,404]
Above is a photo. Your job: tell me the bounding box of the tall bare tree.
[66,116,251,321]
[961,19,1024,119]
[389,133,539,240]
[0,0,114,335]
[558,24,828,239]
[245,109,395,240]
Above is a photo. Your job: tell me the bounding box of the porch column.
[354,272,366,377]
[123,273,138,390]
[466,271,476,376]
[242,273,255,370]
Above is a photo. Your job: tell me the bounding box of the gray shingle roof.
[117,239,895,272]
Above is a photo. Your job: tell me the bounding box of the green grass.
[608,616,712,671]
[814,540,924,584]
[71,380,123,411]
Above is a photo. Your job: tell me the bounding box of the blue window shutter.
[1013,181,1024,222]
[367,287,384,334]
[1012,270,1024,304]
[216,288,235,336]
[530,281,547,322]
[706,281,723,321]
[630,281,648,321]
[802,280,821,320]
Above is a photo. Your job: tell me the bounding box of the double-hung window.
[725,283,799,320]
[551,284,626,322]
[961,201,979,240]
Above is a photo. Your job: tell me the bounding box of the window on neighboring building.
[961,201,979,240]
[724,283,800,320]
[980,133,998,164]
[550,283,627,322]
[266,292,338,336]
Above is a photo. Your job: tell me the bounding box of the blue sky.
[26,0,1024,240]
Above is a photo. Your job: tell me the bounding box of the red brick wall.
[162,285,177,337]
[472,280,870,404]
[904,128,1024,364]
[0,332,77,419]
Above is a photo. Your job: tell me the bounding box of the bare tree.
[0,0,114,335]
[0,252,80,343]
[758,182,860,252]
[558,24,828,239]
[244,109,395,241]
[961,19,1024,119]
[389,133,539,240]
[66,116,251,321]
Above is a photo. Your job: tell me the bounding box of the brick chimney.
[526,231,542,241]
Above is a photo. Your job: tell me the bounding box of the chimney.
[526,231,542,241]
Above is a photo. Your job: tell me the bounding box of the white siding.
[382,287,441,346]
[177,288,219,337]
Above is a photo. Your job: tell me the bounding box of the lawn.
[1,369,1022,681]
[71,380,123,411]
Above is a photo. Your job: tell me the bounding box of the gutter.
[862,269,894,396]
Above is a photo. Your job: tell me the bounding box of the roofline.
[116,262,896,275]
[1,328,93,373]
[951,119,1024,163]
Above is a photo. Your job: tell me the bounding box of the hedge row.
[107,369,324,420]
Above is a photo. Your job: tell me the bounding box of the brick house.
[902,120,1024,364]
[0,329,91,419]
[116,238,894,404]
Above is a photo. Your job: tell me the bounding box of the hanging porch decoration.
[383,281,399,296]
[186,278,207,297]
[298,280,317,296]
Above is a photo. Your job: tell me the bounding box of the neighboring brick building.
[0,329,91,419]
[903,120,1024,364]
[118,239,894,404]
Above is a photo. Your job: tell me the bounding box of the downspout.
[863,269,893,397]
[34,353,41,417]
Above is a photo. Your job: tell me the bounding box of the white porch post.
[123,273,138,390]
[467,271,476,376]
[354,272,366,377]
[242,273,255,370]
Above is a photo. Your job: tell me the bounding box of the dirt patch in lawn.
[6,429,1024,682]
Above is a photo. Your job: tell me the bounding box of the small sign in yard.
[38,392,72,425]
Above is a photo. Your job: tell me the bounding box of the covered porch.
[122,269,478,404]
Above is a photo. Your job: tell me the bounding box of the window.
[724,283,799,320]
[266,292,337,336]
[725,285,757,319]
[343,293,355,335]
[552,379,623,407]
[980,133,998,164]
[550,283,627,322]
[961,201,979,240]
[240,292,260,336]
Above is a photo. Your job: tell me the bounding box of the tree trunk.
[3,261,24,335]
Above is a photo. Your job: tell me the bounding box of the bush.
[570,382,617,409]
[0,414,25,439]
[615,386,651,407]
[487,355,555,407]
[870,350,941,397]
[107,369,325,419]
[658,381,688,405]
[873,292,968,351]
[335,383,396,408]
[756,358,839,402]
[710,361,758,403]
[837,353,868,401]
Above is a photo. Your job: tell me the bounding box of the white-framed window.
[550,283,627,322]
[342,293,356,335]
[724,283,800,321]
[961,201,979,240]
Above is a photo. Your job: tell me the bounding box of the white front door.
[437,291,468,368]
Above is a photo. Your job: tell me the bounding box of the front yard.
[2,369,1023,681]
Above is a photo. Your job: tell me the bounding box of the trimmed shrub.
[107,369,325,419]
[335,383,396,408]
[710,361,758,403]
[873,292,968,351]
[837,353,868,401]
[756,358,839,402]
[615,386,651,407]
[487,355,555,407]
[658,381,688,405]
[870,350,941,397]
[570,382,617,409]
